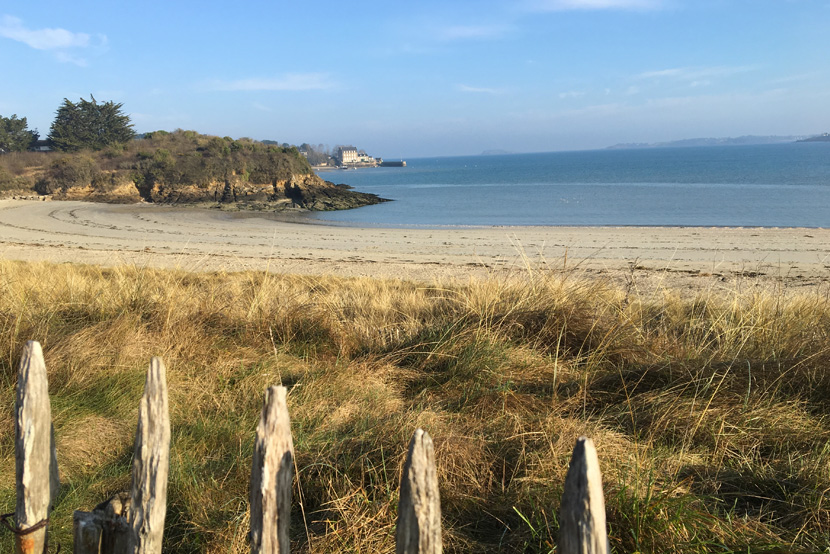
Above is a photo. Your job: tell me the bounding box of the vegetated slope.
[2,260,830,553]
[0,130,386,211]
[797,133,830,143]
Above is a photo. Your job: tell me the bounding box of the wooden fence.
[6,340,610,554]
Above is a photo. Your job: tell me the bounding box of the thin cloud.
[643,88,790,110]
[0,15,92,50]
[526,0,663,11]
[558,90,586,99]
[434,24,514,41]
[211,73,336,92]
[55,51,88,67]
[766,71,822,86]
[456,84,505,94]
[0,15,105,66]
[557,102,629,118]
[637,65,758,82]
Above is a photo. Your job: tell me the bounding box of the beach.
[1,199,828,291]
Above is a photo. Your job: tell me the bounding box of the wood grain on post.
[15,341,59,554]
[396,428,441,554]
[559,436,609,554]
[128,358,171,554]
[250,386,294,554]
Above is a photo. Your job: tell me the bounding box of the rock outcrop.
[48,172,387,212]
[54,181,142,204]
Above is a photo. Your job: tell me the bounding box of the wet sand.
[1,199,828,291]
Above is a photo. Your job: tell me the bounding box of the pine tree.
[0,114,38,152]
[49,96,135,151]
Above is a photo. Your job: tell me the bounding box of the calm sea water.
[312,143,830,227]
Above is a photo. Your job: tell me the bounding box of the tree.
[0,114,38,153]
[49,95,135,151]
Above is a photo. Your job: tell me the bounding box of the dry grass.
[2,259,830,552]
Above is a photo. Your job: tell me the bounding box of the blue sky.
[1,0,828,157]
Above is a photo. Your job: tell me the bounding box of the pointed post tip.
[397,428,441,554]
[559,435,609,554]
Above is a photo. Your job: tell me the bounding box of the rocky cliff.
[30,131,389,212]
[48,172,387,211]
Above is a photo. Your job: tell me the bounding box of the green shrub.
[91,171,132,192]
[35,154,99,193]
[0,165,15,191]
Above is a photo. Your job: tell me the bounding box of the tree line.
[1,127,314,196]
[3,97,366,169]
[0,95,134,153]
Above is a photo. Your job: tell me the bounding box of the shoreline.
[1,199,829,293]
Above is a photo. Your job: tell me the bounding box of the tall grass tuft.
[2,259,830,552]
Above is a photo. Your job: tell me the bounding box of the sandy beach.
[1,199,828,291]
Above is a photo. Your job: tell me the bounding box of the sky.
[1,0,828,157]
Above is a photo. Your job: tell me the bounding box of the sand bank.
[1,200,828,291]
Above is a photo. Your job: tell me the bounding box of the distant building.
[339,146,359,164]
[30,140,52,152]
[336,145,380,167]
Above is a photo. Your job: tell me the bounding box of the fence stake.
[559,436,609,554]
[127,358,170,554]
[396,428,441,554]
[72,492,131,554]
[73,510,103,554]
[250,386,294,554]
[15,341,59,554]
[99,493,131,553]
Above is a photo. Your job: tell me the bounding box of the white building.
[339,146,358,164]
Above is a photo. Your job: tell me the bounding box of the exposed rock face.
[54,182,142,204]
[48,172,387,211]
[284,176,386,211]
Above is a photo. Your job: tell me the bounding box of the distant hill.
[480,149,514,156]
[797,133,830,143]
[607,135,805,149]
[0,130,387,210]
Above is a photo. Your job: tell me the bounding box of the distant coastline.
[607,135,807,150]
[797,133,830,143]
[315,144,830,228]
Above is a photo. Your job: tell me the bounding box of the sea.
[311,143,830,228]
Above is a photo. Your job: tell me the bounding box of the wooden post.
[250,386,294,554]
[15,340,59,554]
[73,511,103,554]
[99,493,131,553]
[72,493,131,554]
[396,429,441,554]
[127,358,170,554]
[559,436,609,554]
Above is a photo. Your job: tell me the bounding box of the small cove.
[312,143,830,228]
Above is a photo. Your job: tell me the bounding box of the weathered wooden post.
[73,511,103,553]
[127,358,171,554]
[396,428,441,554]
[14,340,59,554]
[72,490,131,553]
[559,436,609,554]
[98,493,131,553]
[250,386,294,554]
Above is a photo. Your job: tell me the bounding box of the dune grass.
[2,259,830,552]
